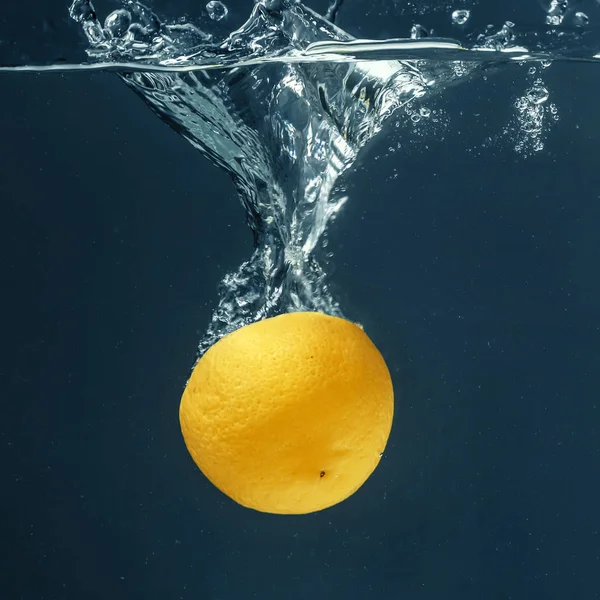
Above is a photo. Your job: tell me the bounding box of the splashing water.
[1,0,598,354]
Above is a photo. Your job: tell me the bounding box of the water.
[1,0,597,354]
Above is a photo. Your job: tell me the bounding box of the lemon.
[179,311,394,514]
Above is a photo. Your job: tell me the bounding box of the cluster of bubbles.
[384,69,559,161]
[507,66,559,156]
[411,7,566,157]
[383,103,451,167]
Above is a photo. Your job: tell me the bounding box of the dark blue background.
[1,1,600,598]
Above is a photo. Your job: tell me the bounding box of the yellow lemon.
[179,311,394,514]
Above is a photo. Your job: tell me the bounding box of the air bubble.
[515,97,528,112]
[419,107,431,118]
[527,84,549,105]
[104,10,132,38]
[451,9,470,26]
[206,1,228,21]
[573,12,589,26]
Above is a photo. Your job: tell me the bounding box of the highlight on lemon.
[179,311,394,515]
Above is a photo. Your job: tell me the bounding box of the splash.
[63,0,490,353]
[2,0,596,353]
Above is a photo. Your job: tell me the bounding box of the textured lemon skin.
[179,311,394,514]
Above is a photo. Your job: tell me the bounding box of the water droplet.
[104,9,132,38]
[410,24,429,39]
[451,9,470,26]
[573,11,589,26]
[206,1,228,21]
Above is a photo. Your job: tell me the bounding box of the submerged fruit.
[179,311,394,514]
